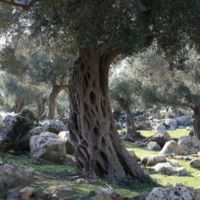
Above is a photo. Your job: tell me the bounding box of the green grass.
[124,129,200,190]
[140,128,188,139]
[2,129,200,199]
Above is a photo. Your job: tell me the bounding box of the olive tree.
[2,0,200,182]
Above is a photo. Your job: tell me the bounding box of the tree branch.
[0,0,40,10]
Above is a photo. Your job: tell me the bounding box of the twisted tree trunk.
[48,85,63,119]
[68,49,148,182]
[193,105,200,139]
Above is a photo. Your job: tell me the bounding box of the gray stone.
[146,141,161,151]
[58,131,74,155]
[146,185,200,200]
[160,140,179,155]
[176,116,193,127]
[153,162,189,176]
[141,155,166,166]
[46,185,74,200]
[41,120,67,134]
[190,159,200,169]
[30,132,67,164]
[151,131,171,147]
[0,164,34,187]
[178,136,200,155]
[155,123,166,132]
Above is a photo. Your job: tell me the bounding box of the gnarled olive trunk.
[193,105,200,139]
[36,96,46,118]
[68,49,148,182]
[48,85,63,119]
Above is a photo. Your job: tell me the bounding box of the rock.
[151,131,171,147]
[190,159,200,169]
[46,185,74,200]
[20,126,45,150]
[41,120,67,134]
[176,115,192,127]
[146,185,200,200]
[2,113,17,129]
[155,123,166,132]
[165,119,177,130]
[153,162,189,176]
[6,188,20,200]
[92,189,123,200]
[141,155,166,166]
[0,164,34,187]
[146,141,161,151]
[160,140,179,155]
[19,187,35,200]
[30,132,67,164]
[58,131,74,155]
[178,135,200,155]
[6,109,37,152]
[0,127,10,152]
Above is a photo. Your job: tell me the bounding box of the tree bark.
[68,49,149,182]
[123,105,139,141]
[14,97,25,113]
[48,85,63,119]
[116,97,139,142]
[36,96,46,118]
[193,105,200,139]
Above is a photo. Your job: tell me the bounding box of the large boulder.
[30,132,67,164]
[178,135,200,155]
[0,127,11,152]
[176,115,193,127]
[146,185,200,200]
[41,120,67,134]
[141,155,166,166]
[5,109,37,152]
[153,162,189,176]
[151,131,171,147]
[58,131,74,155]
[160,140,179,155]
[2,113,17,129]
[0,164,34,188]
[20,126,45,150]
[45,185,74,200]
[165,118,177,130]
[155,123,166,132]
[146,141,161,151]
[190,159,200,169]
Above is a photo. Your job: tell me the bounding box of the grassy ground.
[2,129,200,199]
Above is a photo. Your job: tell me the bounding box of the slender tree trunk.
[36,97,46,118]
[123,105,138,141]
[68,49,148,182]
[48,85,63,119]
[14,97,24,113]
[193,105,200,139]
